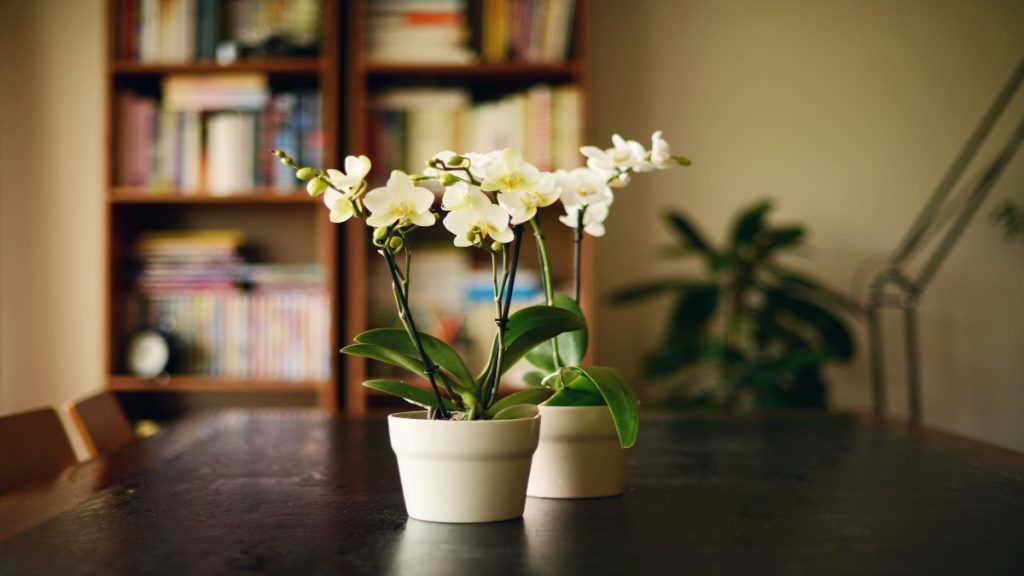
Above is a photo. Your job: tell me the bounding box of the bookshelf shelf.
[108,375,322,393]
[111,187,315,204]
[111,59,323,76]
[364,62,581,80]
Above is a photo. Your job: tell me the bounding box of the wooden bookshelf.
[104,0,591,418]
[104,0,340,414]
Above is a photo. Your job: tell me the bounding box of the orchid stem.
[481,225,524,409]
[573,206,587,303]
[382,248,449,420]
[529,217,561,368]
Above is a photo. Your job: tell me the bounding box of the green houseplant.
[613,200,860,411]
[272,130,688,516]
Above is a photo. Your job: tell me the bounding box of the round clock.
[125,329,172,379]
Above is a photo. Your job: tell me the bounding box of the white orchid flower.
[464,150,500,182]
[363,170,436,228]
[650,131,674,169]
[560,202,611,237]
[498,172,560,224]
[555,168,614,209]
[441,181,489,212]
[580,133,647,176]
[480,148,541,195]
[443,199,515,247]
[323,188,356,223]
[326,155,372,191]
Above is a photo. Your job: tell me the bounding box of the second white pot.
[389,410,541,523]
[526,404,629,498]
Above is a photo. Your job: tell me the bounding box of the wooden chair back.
[0,408,77,494]
[65,392,135,459]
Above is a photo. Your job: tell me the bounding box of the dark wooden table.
[1,410,1023,575]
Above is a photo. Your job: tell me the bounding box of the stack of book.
[367,84,581,178]
[118,0,321,62]
[480,0,576,63]
[131,230,330,380]
[116,74,321,193]
[365,0,475,64]
[134,230,245,293]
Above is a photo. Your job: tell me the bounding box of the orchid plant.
[273,131,688,448]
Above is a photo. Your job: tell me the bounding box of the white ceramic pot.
[526,405,629,498]
[388,410,541,523]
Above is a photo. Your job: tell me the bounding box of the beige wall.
[0,0,104,418]
[591,0,1024,451]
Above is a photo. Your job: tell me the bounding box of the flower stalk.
[573,205,587,303]
[381,245,450,420]
[481,225,525,409]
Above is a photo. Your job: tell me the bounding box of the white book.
[181,111,202,191]
[139,0,159,62]
[553,85,582,169]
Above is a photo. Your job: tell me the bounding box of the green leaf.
[608,278,707,304]
[524,341,557,373]
[731,200,772,251]
[491,403,539,420]
[522,370,546,387]
[484,388,553,418]
[500,305,585,374]
[755,226,804,255]
[766,289,855,359]
[645,285,719,377]
[765,265,863,317]
[355,328,474,391]
[544,388,604,406]
[665,211,714,255]
[552,294,588,366]
[576,366,640,448]
[342,343,424,376]
[361,379,456,411]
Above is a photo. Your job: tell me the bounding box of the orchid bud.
[296,167,315,180]
[439,172,458,187]
[447,154,465,166]
[373,227,389,243]
[387,236,404,252]
[490,241,502,253]
[307,178,328,197]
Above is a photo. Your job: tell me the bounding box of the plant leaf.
[525,340,557,372]
[756,226,804,256]
[608,278,707,304]
[342,343,424,376]
[553,293,588,366]
[665,211,714,255]
[355,328,474,391]
[576,366,640,448]
[522,370,546,387]
[361,379,456,410]
[766,289,855,359]
[764,264,863,316]
[645,285,720,377]
[731,200,772,251]
[484,388,553,418]
[500,305,584,374]
[544,388,604,406]
[491,403,539,421]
